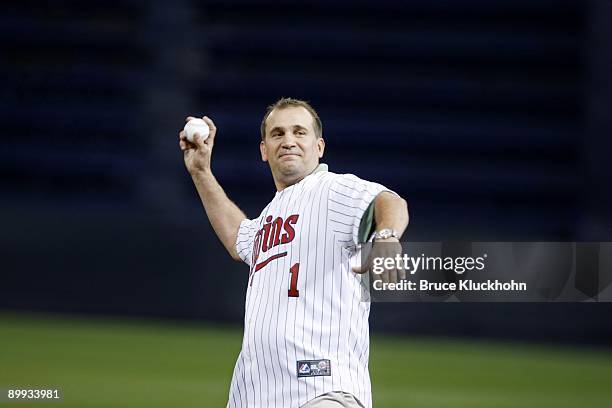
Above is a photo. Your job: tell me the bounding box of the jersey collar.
[313,163,328,174]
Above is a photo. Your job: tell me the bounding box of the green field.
[1,313,611,407]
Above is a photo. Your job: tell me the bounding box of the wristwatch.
[369,228,400,241]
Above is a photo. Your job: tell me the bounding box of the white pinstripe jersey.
[228,165,392,408]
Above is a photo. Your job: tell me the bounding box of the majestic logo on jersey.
[296,359,332,377]
[250,214,299,274]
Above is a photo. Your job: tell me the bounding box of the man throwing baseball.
[179,98,409,408]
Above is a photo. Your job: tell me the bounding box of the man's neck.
[274,163,324,191]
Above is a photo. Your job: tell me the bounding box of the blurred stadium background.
[2,0,612,407]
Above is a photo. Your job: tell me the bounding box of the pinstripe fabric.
[228,168,392,408]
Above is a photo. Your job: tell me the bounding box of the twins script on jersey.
[229,165,392,408]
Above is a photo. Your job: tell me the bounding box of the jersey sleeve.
[328,174,397,245]
[235,218,258,266]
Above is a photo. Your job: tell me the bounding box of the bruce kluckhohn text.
[370,254,528,292]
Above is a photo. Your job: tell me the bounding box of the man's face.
[260,106,325,188]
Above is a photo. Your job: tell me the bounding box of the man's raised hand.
[179,115,217,176]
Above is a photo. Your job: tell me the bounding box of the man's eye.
[296,131,306,136]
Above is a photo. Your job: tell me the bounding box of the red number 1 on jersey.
[288,263,300,297]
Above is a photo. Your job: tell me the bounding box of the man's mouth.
[279,153,300,158]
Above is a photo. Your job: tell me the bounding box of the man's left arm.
[352,192,409,278]
[373,191,409,240]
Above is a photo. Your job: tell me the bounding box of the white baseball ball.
[184,118,210,143]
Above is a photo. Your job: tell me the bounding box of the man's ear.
[317,137,325,158]
[260,140,268,162]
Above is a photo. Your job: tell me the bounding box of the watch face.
[378,229,392,239]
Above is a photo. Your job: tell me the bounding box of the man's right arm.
[179,116,247,261]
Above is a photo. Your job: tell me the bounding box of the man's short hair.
[260,97,323,140]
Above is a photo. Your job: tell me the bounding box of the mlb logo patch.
[297,359,331,378]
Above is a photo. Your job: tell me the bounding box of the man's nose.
[281,134,297,148]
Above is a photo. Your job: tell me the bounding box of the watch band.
[369,228,399,242]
